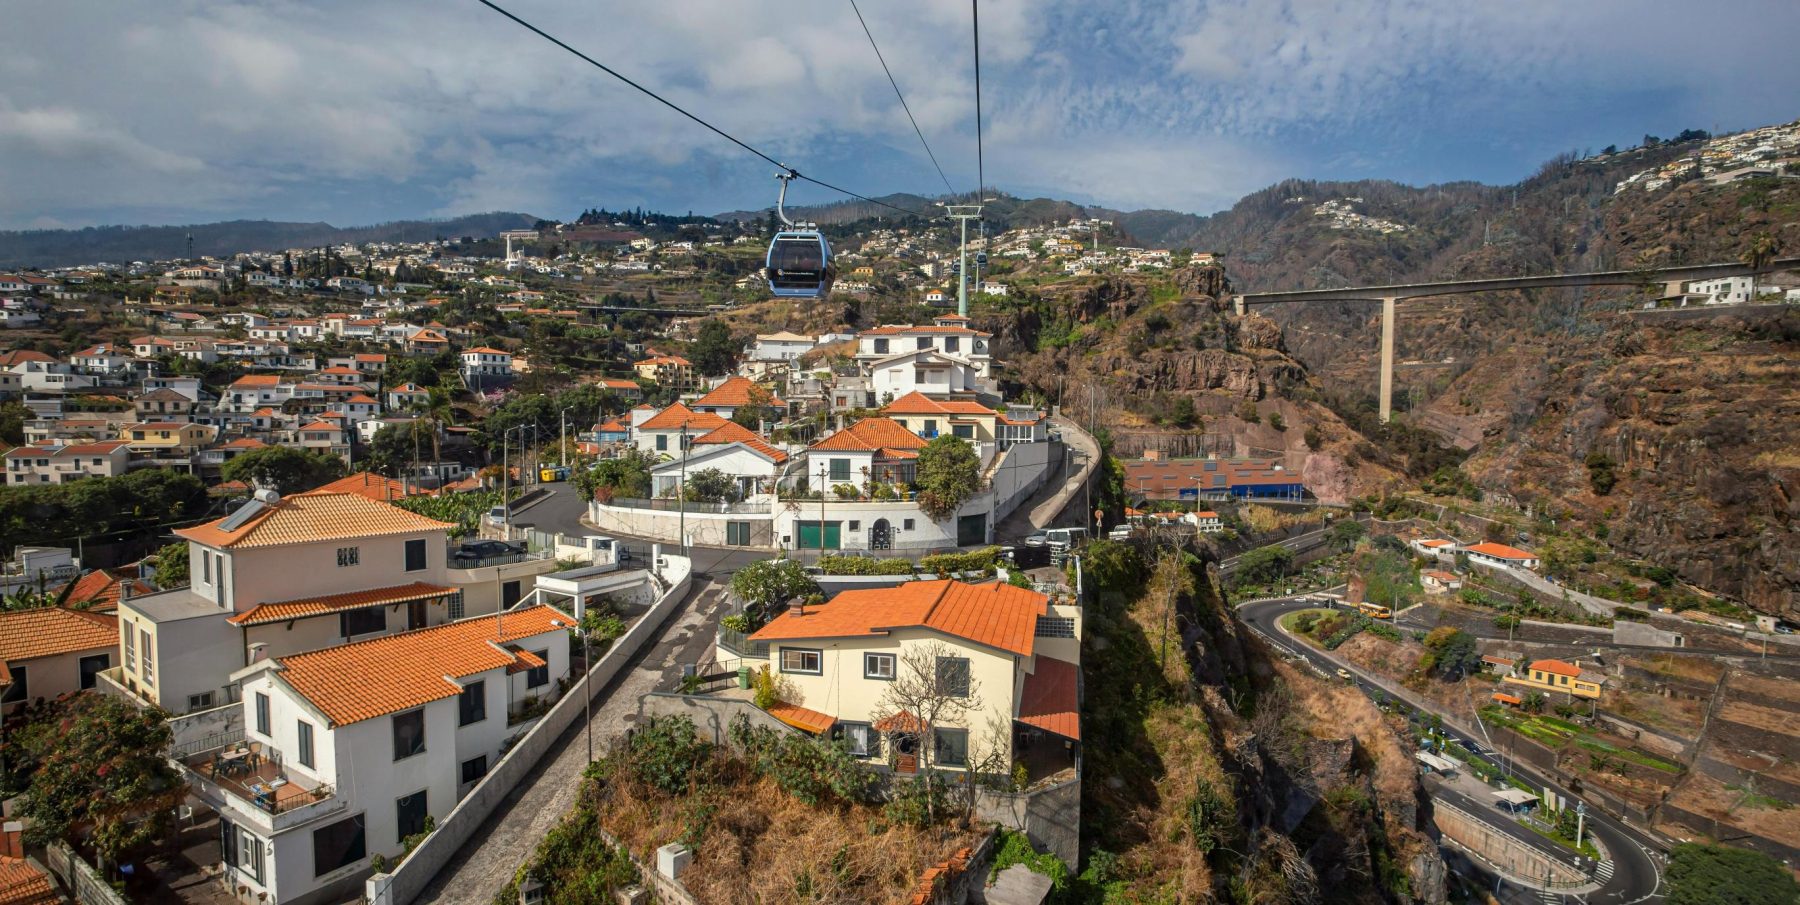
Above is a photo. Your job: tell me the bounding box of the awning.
[873,710,927,734]
[1492,692,1522,705]
[1492,788,1537,806]
[766,701,836,735]
[228,581,458,626]
[1017,655,1080,741]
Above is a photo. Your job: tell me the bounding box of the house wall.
[763,627,1018,769]
[987,440,1055,523]
[774,495,994,552]
[590,504,776,549]
[0,646,111,716]
[446,557,559,617]
[651,446,783,494]
[118,605,240,714]
[1033,602,1083,664]
[206,531,449,613]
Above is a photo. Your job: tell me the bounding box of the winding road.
[1237,595,1666,904]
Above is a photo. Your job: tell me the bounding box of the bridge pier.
[1233,295,1246,317]
[1378,296,1396,423]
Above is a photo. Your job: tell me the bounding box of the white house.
[1461,542,1540,571]
[460,347,513,384]
[194,605,572,905]
[748,331,816,364]
[0,607,118,716]
[3,440,132,485]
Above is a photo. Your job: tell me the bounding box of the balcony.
[177,731,338,829]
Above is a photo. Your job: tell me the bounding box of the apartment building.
[3,440,131,485]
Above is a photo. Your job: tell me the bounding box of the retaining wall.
[637,691,796,749]
[975,775,1081,870]
[45,843,129,905]
[366,556,693,905]
[1658,802,1800,866]
[1431,801,1586,888]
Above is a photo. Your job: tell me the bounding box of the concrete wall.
[1432,799,1585,888]
[212,530,450,614]
[119,605,240,714]
[166,698,243,752]
[987,440,1055,524]
[591,503,775,549]
[638,692,797,748]
[366,558,691,905]
[975,775,1081,869]
[45,842,130,905]
[1613,621,1685,648]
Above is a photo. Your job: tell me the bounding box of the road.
[1393,601,1800,663]
[417,580,732,904]
[1237,595,1665,904]
[505,481,768,576]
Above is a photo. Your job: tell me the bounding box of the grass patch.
[1519,818,1600,860]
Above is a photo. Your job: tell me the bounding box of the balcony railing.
[181,736,336,817]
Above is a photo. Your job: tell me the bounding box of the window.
[340,606,386,638]
[1035,616,1077,638]
[255,692,270,735]
[527,650,549,689]
[392,709,425,760]
[404,538,427,572]
[123,624,136,671]
[188,692,214,711]
[953,424,974,439]
[395,790,428,843]
[779,648,822,675]
[0,666,24,703]
[944,337,959,353]
[655,434,668,451]
[335,546,359,568]
[79,653,108,690]
[836,722,878,758]
[237,826,265,883]
[297,721,315,768]
[873,338,889,354]
[903,518,915,530]
[140,628,154,685]
[726,521,751,546]
[916,337,931,350]
[934,728,969,767]
[935,656,971,698]
[447,591,465,621]
[202,551,211,584]
[460,755,488,786]
[864,652,896,680]
[848,520,860,532]
[829,458,851,482]
[923,419,938,435]
[458,680,487,725]
[914,369,927,383]
[311,814,366,877]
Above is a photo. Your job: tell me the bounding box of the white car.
[1107,525,1133,541]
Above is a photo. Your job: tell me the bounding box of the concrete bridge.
[1233,257,1800,422]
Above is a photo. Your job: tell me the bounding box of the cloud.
[1,0,1797,230]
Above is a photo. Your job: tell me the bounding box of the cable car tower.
[941,200,989,316]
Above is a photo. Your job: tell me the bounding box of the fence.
[366,555,694,905]
[604,496,773,515]
[44,843,129,905]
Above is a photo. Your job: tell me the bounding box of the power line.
[472,0,935,221]
[847,0,955,196]
[971,0,986,199]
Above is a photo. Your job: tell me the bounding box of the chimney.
[789,598,807,617]
[118,579,133,604]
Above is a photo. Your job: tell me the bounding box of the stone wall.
[45,843,130,905]
[636,691,796,749]
[975,775,1081,870]
[1431,801,1586,888]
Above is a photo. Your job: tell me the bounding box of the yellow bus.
[1357,601,1392,619]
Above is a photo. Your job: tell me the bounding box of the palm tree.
[1740,233,1784,303]
[424,385,454,464]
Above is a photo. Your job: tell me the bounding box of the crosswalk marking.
[1595,860,1614,881]
[1539,889,1562,904]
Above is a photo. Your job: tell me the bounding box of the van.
[1043,527,1088,549]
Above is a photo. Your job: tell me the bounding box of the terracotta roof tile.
[765,700,836,735]
[881,391,995,417]
[273,603,571,725]
[228,581,458,626]
[808,418,926,455]
[0,856,56,905]
[638,403,729,432]
[0,607,118,663]
[504,647,547,675]
[750,579,1046,657]
[1530,659,1582,677]
[691,421,788,463]
[694,376,784,409]
[1017,655,1080,740]
[175,491,451,550]
[58,569,152,612]
[311,472,429,502]
[1464,542,1536,561]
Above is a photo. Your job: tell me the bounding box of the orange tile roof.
[750,580,1047,657]
[231,374,282,387]
[0,856,56,905]
[690,421,788,463]
[58,569,152,612]
[0,607,118,663]
[765,700,836,735]
[298,420,344,432]
[175,491,451,550]
[229,581,458,626]
[638,402,729,432]
[0,350,56,367]
[1017,655,1080,740]
[881,391,995,417]
[272,603,572,725]
[636,355,691,367]
[223,437,267,449]
[694,376,784,409]
[597,419,628,432]
[1464,542,1536,561]
[598,378,640,390]
[860,325,988,336]
[504,646,547,675]
[312,472,430,502]
[1418,539,1454,548]
[1491,692,1522,705]
[1422,570,1459,582]
[809,418,927,456]
[1530,659,1582,678]
[464,346,511,355]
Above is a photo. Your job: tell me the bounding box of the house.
[1121,458,1307,502]
[192,604,573,905]
[1191,510,1223,533]
[460,347,513,384]
[866,348,991,401]
[649,421,790,500]
[881,391,997,443]
[295,419,351,456]
[120,421,218,454]
[311,471,432,503]
[136,387,196,420]
[691,376,785,422]
[1410,538,1456,557]
[1502,658,1606,700]
[387,382,432,411]
[0,607,119,715]
[632,403,729,458]
[634,354,696,390]
[593,419,630,445]
[1461,542,1540,571]
[58,568,155,613]
[748,331,816,363]
[227,374,294,412]
[3,440,132,485]
[1421,570,1463,593]
[855,318,993,383]
[804,417,927,489]
[593,378,643,402]
[0,855,56,905]
[745,580,1080,778]
[69,343,136,376]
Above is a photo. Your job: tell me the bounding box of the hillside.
[0,211,540,268]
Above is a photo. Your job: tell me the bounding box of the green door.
[956,514,987,547]
[798,521,842,551]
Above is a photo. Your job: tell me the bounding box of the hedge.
[817,555,916,576]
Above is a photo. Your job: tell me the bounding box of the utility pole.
[678,423,690,551]
[560,408,568,468]
[817,464,828,559]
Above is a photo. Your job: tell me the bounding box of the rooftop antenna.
[186,232,195,261]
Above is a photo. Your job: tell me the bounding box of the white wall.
[220,531,449,612]
[0,647,110,716]
[118,604,241,714]
[987,440,1055,523]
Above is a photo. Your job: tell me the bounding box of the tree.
[914,434,982,521]
[682,467,738,503]
[1233,545,1294,587]
[574,448,655,502]
[151,542,189,588]
[1585,450,1618,496]
[1665,842,1799,905]
[1327,518,1367,552]
[1740,233,1784,303]
[729,385,778,431]
[687,319,740,376]
[0,401,29,446]
[726,559,820,631]
[870,640,983,826]
[17,694,183,870]
[220,445,347,494]
[363,421,435,477]
[1303,425,1324,450]
[1422,627,1480,679]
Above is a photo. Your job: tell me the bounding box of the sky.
[4,0,1799,231]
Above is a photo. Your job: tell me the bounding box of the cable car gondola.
[764,173,836,298]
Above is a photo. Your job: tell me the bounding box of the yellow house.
[120,421,218,453]
[1503,658,1605,700]
[747,579,1080,780]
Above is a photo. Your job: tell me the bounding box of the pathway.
[416,580,731,904]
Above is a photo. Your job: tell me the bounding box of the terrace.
[175,730,336,824]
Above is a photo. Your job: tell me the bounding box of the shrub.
[1267,413,1286,431]
[919,546,1003,576]
[728,715,876,806]
[817,555,915,576]
[626,716,712,795]
[990,828,1070,890]
[883,774,952,827]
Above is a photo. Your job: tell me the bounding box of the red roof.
[690,421,788,463]
[860,324,988,336]
[809,417,927,457]
[1530,659,1582,678]
[1017,655,1080,740]
[598,378,640,390]
[0,608,118,663]
[766,701,836,735]
[694,375,784,409]
[881,391,995,417]
[750,580,1048,657]
[58,569,153,612]
[228,581,458,626]
[0,350,55,367]
[1491,693,1522,705]
[311,471,429,502]
[638,402,729,432]
[1464,542,1536,561]
[0,855,56,905]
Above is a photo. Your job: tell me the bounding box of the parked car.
[1107,525,1133,541]
[453,540,523,563]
